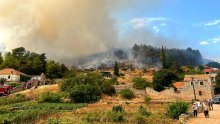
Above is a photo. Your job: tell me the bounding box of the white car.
[213,96,220,104]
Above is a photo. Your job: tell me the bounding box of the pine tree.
[114,61,119,76]
[160,46,167,69]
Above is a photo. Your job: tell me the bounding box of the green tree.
[132,77,150,90]
[46,60,62,79]
[215,72,220,88]
[114,61,119,76]
[160,46,167,69]
[2,52,19,69]
[153,69,177,91]
[206,62,220,68]
[0,52,4,66]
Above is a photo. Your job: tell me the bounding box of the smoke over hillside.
[0,0,169,65]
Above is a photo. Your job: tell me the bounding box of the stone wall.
[146,85,213,102]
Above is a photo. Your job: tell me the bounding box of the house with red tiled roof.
[0,68,28,82]
[172,74,214,100]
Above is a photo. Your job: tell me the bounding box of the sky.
[114,0,220,62]
[0,0,220,63]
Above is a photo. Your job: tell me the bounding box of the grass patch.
[0,102,87,123]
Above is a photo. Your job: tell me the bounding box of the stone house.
[173,74,214,101]
[146,74,214,101]
[0,68,28,82]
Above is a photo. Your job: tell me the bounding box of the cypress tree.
[114,61,119,76]
[160,46,167,69]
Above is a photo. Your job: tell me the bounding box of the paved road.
[187,104,220,124]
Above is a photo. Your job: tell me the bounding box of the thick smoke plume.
[0,0,164,65]
[0,0,119,64]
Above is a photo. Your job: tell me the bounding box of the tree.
[114,61,119,76]
[46,60,62,79]
[215,72,220,88]
[160,46,167,69]
[206,62,220,69]
[0,52,3,66]
[153,69,177,91]
[132,77,150,90]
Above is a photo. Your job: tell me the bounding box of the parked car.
[213,96,220,104]
[0,84,12,96]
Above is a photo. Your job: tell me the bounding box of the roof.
[204,68,213,73]
[184,74,211,81]
[173,82,184,89]
[0,68,27,76]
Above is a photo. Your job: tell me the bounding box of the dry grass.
[14,84,59,99]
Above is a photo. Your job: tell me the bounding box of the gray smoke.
[0,0,170,66]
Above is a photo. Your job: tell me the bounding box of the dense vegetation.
[132,77,151,90]
[0,47,69,79]
[153,69,177,91]
[167,101,189,119]
[206,62,220,68]
[119,88,134,99]
[0,102,86,123]
[60,72,116,103]
[132,44,202,67]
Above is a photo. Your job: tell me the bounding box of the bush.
[132,77,150,90]
[153,69,177,91]
[0,94,28,105]
[109,77,119,85]
[69,84,101,103]
[119,89,134,99]
[85,112,102,122]
[112,105,124,113]
[38,92,63,103]
[135,114,146,124]
[144,96,152,105]
[101,81,116,96]
[167,101,189,119]
[105,111,125,122]
[138,106,151,117]
[9,82,21,88]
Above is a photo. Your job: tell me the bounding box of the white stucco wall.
[0,74,20,82]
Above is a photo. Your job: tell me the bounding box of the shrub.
[101,81,116,96]
[144,96,152,105]
[105,111,125,122]
[119,89,134,99]
[138,106,151,117]
[38,92,63,103]
[69,84,101,103]
[167,101,189,119]
[135,114,146,124]
[85,112,102,122]
[9,82,21,88]
[153,69,177,91]
[0,94,28,105]
[109,77,119,85]
[112,105,124,113]
[132,77,150,90]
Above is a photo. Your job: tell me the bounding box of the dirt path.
[187,104,220,124]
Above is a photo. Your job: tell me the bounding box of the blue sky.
[115,0,220,61]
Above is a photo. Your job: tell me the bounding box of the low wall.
[146,86,212,102]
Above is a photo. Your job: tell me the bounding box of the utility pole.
[191,77,197,101]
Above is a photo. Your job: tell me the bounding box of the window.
[199,91,202,96]
[8,75,10,79]
[200,82,204,85]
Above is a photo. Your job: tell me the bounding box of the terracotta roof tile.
[0,68,27,76]
[173,82,184,89]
